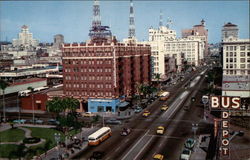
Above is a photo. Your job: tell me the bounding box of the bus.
[88,127,112,146]
[34,86,49,92]
[159,91,170,101]
[18,90,31,96]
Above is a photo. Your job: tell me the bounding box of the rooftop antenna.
[128,0,135,38]
[89,0,112,43]
[92,0,101,28]
[159,10,163,27]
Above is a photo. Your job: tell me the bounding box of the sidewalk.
[191,134,210,160]
[39,127,97,160]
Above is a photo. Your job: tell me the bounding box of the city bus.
[159,91,170,101]
[88,127,112,146]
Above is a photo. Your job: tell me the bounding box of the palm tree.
[154,73,161,89]
[46,97,64,118]
[27,86,35,123]
[0,79,9,122]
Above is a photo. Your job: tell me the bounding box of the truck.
[159,91,170,101]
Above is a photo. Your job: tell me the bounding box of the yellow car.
[161,105,169,111]
[156,126,165,135]
[153,154,164,160]
[142,110,151,117]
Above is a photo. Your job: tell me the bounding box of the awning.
[117,101,129,108]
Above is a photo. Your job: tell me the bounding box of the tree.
[0,79,9,122]
[154,73,161,89]
[62,97,79,113]
[46,97,64,118]
[27,86,35,123]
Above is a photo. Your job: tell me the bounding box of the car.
[184,138,196,149]
[35,119,43,124]
[48,119,60,125]
[82,112,95,117]
[142,110,150,117]
[153,154,164,160]
[156,126,165,135]
[89,151,105,160]
[180,148,192,160]
[105,118,122,125]
[161,105,169,111]
[120,128,131,136]
[13,119,26,124]
[134,107,143,113]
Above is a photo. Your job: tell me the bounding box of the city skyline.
[0,0,249,43]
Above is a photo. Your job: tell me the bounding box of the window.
[240,46,246,51]
[240,58,245,63]
[240,52,245,57]
[240,64,245,68]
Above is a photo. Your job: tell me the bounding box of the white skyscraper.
[12,25,39,49]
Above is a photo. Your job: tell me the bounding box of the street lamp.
[202,95,209,121]
[54,133,61,159]
[192,123,198,139]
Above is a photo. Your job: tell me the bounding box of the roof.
[224,22,237,27]
[10,78,46,86]
[88,127,111,139]
[117,101,129,108]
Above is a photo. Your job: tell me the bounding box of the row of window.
[225,70,250,75]
[225,45,250,51]
[225,52,250,57]
[65,91,113,97]
[64,59,113,65]
[64,68,113,73]
[65,75,112,81]
[65,83,113,89]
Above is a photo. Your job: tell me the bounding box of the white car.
[180,149,192,160]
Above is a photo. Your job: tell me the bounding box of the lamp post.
[202,95,209,121]
[54,133,61,159]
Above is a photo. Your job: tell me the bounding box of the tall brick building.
[62,38,151,112]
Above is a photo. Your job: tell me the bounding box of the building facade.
[62,39,151,112]
[182,19,208,57]
[148,25,205,81]
[221,22,250,98]
[12,25,39,49]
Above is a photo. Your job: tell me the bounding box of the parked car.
[48,119,60,125]
[13,119,26,124]
[105,118,122,125]
[184,138,196,149]
[142,110,150,117]
[120,128,131,136]
[82,112,95,117]
[89,151,105,160]
[35,119,44,124]
[134,107,143,113]
[180,149,192,160]
[153,154,164,160]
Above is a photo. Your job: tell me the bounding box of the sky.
[0,0,249,44]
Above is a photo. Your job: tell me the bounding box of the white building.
[12,25,39,49]
[221,23,250,98]
[148,25,205,80]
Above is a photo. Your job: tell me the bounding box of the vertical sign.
[210,96,241,158]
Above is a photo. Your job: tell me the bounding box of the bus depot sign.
[210,96,241,158]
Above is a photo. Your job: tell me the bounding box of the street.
[76,68,212,160]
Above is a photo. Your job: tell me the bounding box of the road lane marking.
[115,146,121,152]
[121,130,150,160]
[133,136,153,160]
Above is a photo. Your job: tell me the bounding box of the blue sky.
[0,1,249,43]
